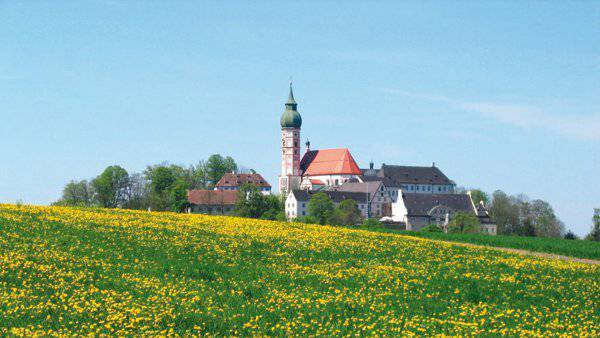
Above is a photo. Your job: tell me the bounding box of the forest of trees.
[53,154,239,212]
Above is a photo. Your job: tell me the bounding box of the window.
[302,211,305,216]
[428,186,431,191]
[302,203,305,208]
[416,186,419,191]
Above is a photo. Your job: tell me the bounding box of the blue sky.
[1,1,598,235]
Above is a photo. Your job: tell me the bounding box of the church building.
[278,83,363,195]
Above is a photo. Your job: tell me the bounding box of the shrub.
[362,218,383,228]
[422,224,443,232]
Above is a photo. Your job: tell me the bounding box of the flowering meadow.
[1,204,598,336]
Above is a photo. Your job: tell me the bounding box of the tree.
[448,212,480,234]
[489,190,520,235]
[530,199,563,237]
[123,173,150,210]
[329,199,362,226]
[170,179,189,212]
[521,218,536,237]
[144,165,178,211]
[234,183,268,218]
[54,180,95,207]
[260,194,285,221]
[205,154,237,187]
[307,192,334,225]
[564,230,578,240]
[469,189,489,205]
[586,209,600,241]
[92,166,129,208]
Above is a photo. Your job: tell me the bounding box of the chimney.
[369,161,374,170]
[305,140,311,151]
[432,162,436,167]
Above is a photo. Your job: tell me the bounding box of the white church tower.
[278,82,302,195]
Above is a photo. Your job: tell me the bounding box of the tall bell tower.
[278,82,302,195]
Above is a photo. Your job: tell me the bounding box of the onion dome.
[280,82,302,128]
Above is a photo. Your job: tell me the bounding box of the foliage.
[205,154,237,187]
[169,179,189,212]
[422,224,443,232]
[53,180,95,207]
[448,212,480,234]
[362,218,383,228]
[489,190,564,237]
[469,189,489,205]
[234,184,284,220]
[587,208,600,241]
[91,166,129,208]
[307,192,335,225]
[564,230,578,240]
[0,204,598,336]
[328,199,362,226]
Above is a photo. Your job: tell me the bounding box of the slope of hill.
[1,204,598,336]
[364,229,600,260]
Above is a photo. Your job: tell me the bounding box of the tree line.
[466,188,599,241]
[53,154,239,212]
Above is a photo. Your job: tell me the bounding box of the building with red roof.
[215,172,271,195]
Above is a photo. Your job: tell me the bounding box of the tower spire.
[286,79,297,106]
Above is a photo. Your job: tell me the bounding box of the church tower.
[278,82,302,195]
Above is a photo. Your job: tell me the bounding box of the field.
[370,229,600,260]
[1,204,599,336]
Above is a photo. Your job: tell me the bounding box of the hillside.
[1,205,599,336]
[367,229,600,261]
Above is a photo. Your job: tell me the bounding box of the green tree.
[234,183,268,218]
[307,192,334,225]
[169,179,189,212]
[448,212,480,234]
[329,199,362,226]
[586,209,600,241]
[490,190,520,235]
[92,166,129,208]
[205,154,237,187]
[54,180,94,207]
[260,194,285,220]
[145,165,177,211]
[469,189,489,205]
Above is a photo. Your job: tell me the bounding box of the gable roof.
[402,193,474,216]
[187,190,238,206]
[380,165,453,185]
[300,148,362,176]
[215,173,271,188]
[290,189,369,204]
[330,181,383,201]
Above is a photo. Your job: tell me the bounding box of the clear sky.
[1,1,598,236]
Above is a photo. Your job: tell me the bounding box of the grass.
[357,227,600,260]
[1,204,599,336]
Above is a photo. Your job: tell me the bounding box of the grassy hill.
[1,204,598,336]
[363,229,600,260]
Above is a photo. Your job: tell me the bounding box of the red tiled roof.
[301,148,362,176]
[187,190,238,206]
[215,173,271,188]
[310,179,325,185]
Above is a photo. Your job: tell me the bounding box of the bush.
[362,218,383,228]
[564,230,578,240]
[422,224,443,232]
[448,212,481,234]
